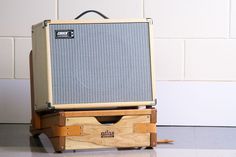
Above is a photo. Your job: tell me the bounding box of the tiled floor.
[0,124,236,157]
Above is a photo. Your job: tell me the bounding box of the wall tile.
[0,0,56,36]
[157,81,236,126]
[0,38,13,78]
[185,39,236,80]
[145,0,229,38]
[59,0,143,19]
[154,39,184,80]
[230,0,236,37]
[15,38,32,79]
[0,80,30,123]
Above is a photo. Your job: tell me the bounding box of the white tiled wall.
[0,0,236,125]
[0,38,14,78]
[230,0,236,37]
[157,81,236,126]
[15,38,31,79]
[59,0,143,19]
[0,0,56,36]
[185,39,236,80]
[154,39,184,80]
[145,0,229,38]
[0,80,30,123]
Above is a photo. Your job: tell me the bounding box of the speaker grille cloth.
[49,22,152,104]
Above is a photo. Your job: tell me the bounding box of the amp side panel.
[49,22,153,105]
[32,24,51,111]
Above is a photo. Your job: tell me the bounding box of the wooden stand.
[29,52,157,152]
[30,109,157,152]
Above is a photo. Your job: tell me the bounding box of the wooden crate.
[30,109,157,152]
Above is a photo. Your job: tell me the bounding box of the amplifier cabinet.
[31,19,156,111]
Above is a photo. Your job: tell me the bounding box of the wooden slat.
[150,133,157,147]
[150,109,157,123]
[41,115,61,128]
[41,113,66,128]
[133,123,156,133]
[150,108,157,147]
[54,101,155,110]
[29,51,41,129]
[51,126,82,137]
[63,109,153,117]
[65,115,151,150]
[50,137,66,152]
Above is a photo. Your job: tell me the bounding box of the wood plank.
[133,123,156,133]
[54,101,155,110]
[150,109,157,147]
[150,109,157,123]
[64,109,153,117]
[29,51,41,129]
[66,133,150,150]
[65,115,150,149]
[50,137,65,152]
[150,133,157,147]
[41,113,65,128]
[51,126,82,136]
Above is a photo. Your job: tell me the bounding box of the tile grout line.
[142,0,145,18]
[156,80,236,82]
[229,0,232,38]
[13,38,15,79]
[56,0,59,20]
[154,37,230,39]
[2,37,236,40]
[0,36,31,38]
[183,40,186,80]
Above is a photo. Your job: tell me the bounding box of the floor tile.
[1,124,236,157]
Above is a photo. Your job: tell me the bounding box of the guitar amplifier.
[31,19,156,111]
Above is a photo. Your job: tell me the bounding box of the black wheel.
[32,134,40,138]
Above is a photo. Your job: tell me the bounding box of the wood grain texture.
[50,137,65,152]
[41,115,61,128]
[65,115,151,149]
[29,51,41,129]
[151,109,157,123]
[150,108,157,147]
[63,109,153,117]
[31,109,157,151]
[133,123,156,133]
[150,133,157,147]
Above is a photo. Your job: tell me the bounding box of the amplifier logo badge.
[55,30,74,39]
